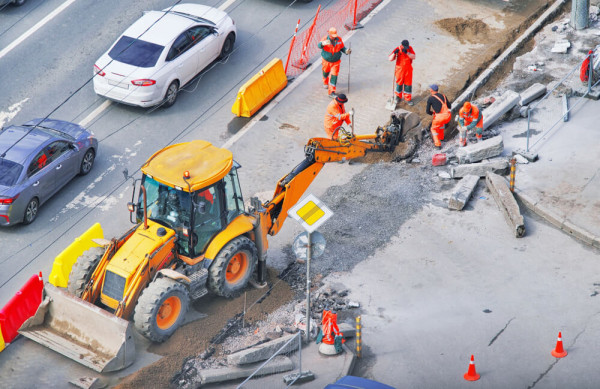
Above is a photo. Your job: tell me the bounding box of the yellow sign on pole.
[288,194,333,233]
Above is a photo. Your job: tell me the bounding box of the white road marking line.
[223,0,392,149]
[78,100,111,127]
[77,0,239,127]
[0,0,78,61]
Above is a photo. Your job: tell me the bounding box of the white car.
[93,4,236,108]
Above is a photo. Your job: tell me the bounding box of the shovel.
[385,73,396,111]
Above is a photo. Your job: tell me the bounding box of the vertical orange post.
[285,19,301,75]
[353,0,358,27]
[299,5,321,68]
[509,158,516,192]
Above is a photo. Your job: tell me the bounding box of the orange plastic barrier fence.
[285,0,382,78]
[0,272,44,344]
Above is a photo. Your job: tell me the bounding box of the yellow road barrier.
[232,58,288,117]
[49,223,104,287]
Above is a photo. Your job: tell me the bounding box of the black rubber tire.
[219,33,235,59]
[67,246,105,297]
[13,0,26,6]
[79,148,95,176]
[22,197,39,225]
[208,236,257,298]
[133,278,190,342]
[163,81,179,108]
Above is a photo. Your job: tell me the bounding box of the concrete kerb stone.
[227,334,297,365]
[482,91,520,130]
[199,356,294,385]
[452,0,568,113]
[448,174,480,211]
[450,159,509,178]
[486,172,525,238]
[456,135,504,164]
[519,83,547,106]
[340,344,357,378]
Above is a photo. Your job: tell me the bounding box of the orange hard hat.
[463,101,472,111]
[328,27,338,37]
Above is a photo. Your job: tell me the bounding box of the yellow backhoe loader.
[19,116,407,372]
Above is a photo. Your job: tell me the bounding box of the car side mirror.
[211,28,218,36]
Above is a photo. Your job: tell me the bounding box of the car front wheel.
[22,197,39,225]
[79,149,95,176]
[219,33,235,59]
[163,81,179,108]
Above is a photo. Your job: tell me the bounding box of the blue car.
[326,376,396,389]
[0,118,98,226]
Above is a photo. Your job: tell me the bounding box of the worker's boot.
[406,100,414,106]
[393,96,399,104]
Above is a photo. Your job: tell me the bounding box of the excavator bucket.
[18,284,135,373]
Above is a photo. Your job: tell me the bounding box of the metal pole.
[509,158,516,192]
[356,315,362,358]
[305,232,312,343]
[526,109,531,152]
[298,331,302,374]
[589,50,593,94]
[347,42,351,94]
[285,19,301,75]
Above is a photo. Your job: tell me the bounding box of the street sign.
[292,231,326,260]
[287,193,333,233]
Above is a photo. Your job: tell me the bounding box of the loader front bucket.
[18,283,135,373]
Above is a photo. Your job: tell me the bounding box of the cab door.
[23,149,56,204]
[189,25,221,72]
[166,32,198,85]
[45,141,78,193]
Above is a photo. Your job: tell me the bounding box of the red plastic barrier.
[286,0,383,78]
[0,272,44,344]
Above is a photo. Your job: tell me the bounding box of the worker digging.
[318,27,352,98]
[324,93,353,140]
[425,84,452,150]
[389,40,416,107]
[457,101,484,146]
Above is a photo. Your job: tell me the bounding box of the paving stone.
[483,91,520,130]
[200,356,294,384]
[485,172,525,238]
[449,174,480,211]
[456,135,504,164]
[227,334,297,365]
[519,83,547,106]
[551,39,571,53]
[451,159,509,178]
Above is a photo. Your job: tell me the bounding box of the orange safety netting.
[285,0,382,77]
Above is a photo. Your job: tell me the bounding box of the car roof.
[124,4,223,46]
[0,126,51,164]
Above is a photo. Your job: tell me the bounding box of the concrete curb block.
[515,190,600,248]
[486,172,525,237]
[340,344,357,379]
[452,0,568,113]
[199,356,294,385]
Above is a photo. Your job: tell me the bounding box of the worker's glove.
[467,123,476,131]
[402,47,407,53]
[346,48,352,55]
[350,109,355,116]
[323,39,331,46]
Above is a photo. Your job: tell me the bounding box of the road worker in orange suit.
[389,40,416,106]
[458,101,483,145]
[318,27,351,98]
[425,84,452,149]
[324,94,352,140]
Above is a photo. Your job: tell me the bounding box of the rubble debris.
[551,39,571,53]
[199,356,294,385]
[227,334,298,365]
[283,370,316,385]
[519,83,547,106]
[456,135,504,164]
[438,171,452,179]
[482,96,496,106]
[513,154,529,164]
[562,94,569,122]
[519,106,529,118]
[451,159,509,178]
[449,174,480,211]
[482,90,520,130]
[512,148,538,162]
[348,301,360,309]
[485,172,525,238]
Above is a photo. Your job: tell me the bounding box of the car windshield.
[137,175,192,254]
[109,36,164,68]
[0,158,23,186]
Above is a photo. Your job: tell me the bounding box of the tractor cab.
[133,141,245,258]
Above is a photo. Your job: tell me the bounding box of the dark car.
[0,0,26,7]
[325,376,396,389]
[0,118,98,226]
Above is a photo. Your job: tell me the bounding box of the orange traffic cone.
[463,354,480,381]
[551,331,567,358]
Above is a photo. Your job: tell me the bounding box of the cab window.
[192,185,222,255]
[188,26,212,43]
[45,141,70,162]
[28,150,49,176]
[223,168,244,223]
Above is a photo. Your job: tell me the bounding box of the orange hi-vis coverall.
[318,36,349,95]
[324,99,351,139]
[391,45,415,102]
[429,94,451,147]
[458,104,484,141]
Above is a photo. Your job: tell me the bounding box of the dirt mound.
[436,17,492,44]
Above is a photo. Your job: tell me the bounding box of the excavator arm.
[261,120,403,236]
